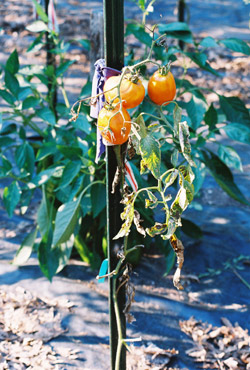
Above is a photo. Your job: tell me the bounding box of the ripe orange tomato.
[148,69,176,106]
[97,104,131,145]
[104,74,145,109]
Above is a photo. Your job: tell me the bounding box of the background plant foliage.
[0,0,250,280]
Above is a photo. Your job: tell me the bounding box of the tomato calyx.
[104,102,116,111]
[158,62,172,76]
[124,71,141,84]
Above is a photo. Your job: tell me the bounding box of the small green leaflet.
[98,259,108,283]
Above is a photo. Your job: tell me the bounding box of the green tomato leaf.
[3,181,21,217]
[139,134,161,179]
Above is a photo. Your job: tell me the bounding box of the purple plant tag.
[90,59,121,163]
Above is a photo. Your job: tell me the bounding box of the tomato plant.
[97,104,131,145]
[148,65,176,105]
[104,73,145,109]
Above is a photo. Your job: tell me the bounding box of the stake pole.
[103,0,126,369]
[44,0,57,114]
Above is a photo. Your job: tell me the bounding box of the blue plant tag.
[98,258,109,283]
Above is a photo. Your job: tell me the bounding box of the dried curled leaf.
[113,193,136,240]
[170,234,184,290]
[145,190,158,209]
[133,210,146,237]
[146,223,168,237]
[178,121,196,167]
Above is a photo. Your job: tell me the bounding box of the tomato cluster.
[97,67,176,145]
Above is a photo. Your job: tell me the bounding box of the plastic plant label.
[98,258,108,283]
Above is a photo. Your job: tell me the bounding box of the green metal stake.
[44,0,57,115]
[103,0,126,369]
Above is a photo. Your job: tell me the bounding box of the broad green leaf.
[5,49,19,75]
[223,123,250,145]
[38,229,74,281]
[72,113,91,134]
[22,96,40,109]
[91,183,106,218]
[79,80,92,99]
[186,96,207,130]
[28,166,63,189]
[52,197,81,246]
[220,38,250,55]
[56,145,82,160]
[126,23,152,47]
[3,181,21,217]
[218,145,243,172]
[15,143,35,179]
[53,182,101,247]
[57,161,82,190]
[56,60,75,77]
[37,107,56,125]
[136,115,147,139]
[4,70,19,97]
[200,36,218,48]
[74,234,101,269]
[204,103,217,131]
[0,136,15,148]
[36,142,58,160]
[0,89,15,105]
[31,0,49,22]
[12,227,38,265]
[26,20,48,33]
[173,104,182,134]
[139,134,161,179]
[219,96,250,126]
[18,87,32,101]
[80,192,92,217]
[192,160,206,194]
[202,150,249,205]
